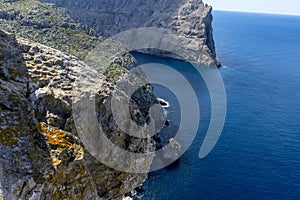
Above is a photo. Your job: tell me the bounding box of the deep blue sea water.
[132,11,300,200]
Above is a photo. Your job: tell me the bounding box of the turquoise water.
[133,11,300,200]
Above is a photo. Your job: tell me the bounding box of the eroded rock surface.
[0,30,160,200]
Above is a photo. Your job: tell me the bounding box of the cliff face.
[1,0,218,65]
[0,1,163,199]
[0,30,158,199]
[0,0,218,199]
[41,0,219,66]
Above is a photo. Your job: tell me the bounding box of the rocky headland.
[41,0,219,66]
[0,0,218,199]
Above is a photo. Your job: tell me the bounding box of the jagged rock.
[0,0,220,198]
[0,30,161,199]
[162,138,182,161]
[0,0,219,66]
[41,0,219,66]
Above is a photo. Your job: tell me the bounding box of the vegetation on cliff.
[0,0,102,59]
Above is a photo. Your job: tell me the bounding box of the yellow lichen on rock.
[46,129,73,148]
[36,122,84,168]
[50,149,62,168]
[0,26,155,199]
[73,143,84,161]
[36,122,72,148]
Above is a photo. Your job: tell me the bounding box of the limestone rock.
[0,30,160,199]
[40,0,219,66]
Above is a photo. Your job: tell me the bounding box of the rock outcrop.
[40,0,219,66]
[0,0,220,199]
[0,30,160,199]
[0,0,219,65]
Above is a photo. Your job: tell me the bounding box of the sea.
[131,11,300,200]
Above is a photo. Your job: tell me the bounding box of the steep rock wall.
[41,0,219,66]
[0,30,159,200]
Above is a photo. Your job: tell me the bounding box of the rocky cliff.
[40,0,219,66]
[0,30,160,199]
[0,0,219,199]
[1,0,218,65]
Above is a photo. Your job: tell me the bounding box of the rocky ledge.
[0,30,161,199]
